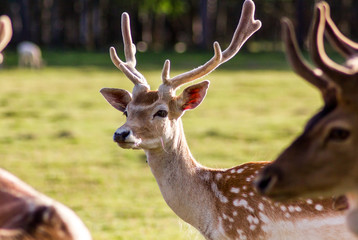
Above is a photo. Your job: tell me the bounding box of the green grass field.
[0,50,322,239]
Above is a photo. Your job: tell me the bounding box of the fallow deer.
[17,41,43,69]
[0,168,92,240]
[254,1,358,236]
[0,15,92,240]
[100,1,356,239]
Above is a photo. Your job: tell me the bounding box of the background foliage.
[0,0,357,52]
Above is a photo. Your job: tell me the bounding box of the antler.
[322,2,358,57]
[0,15,12,64]
[110,13,149,92]
[160,0,261,93]
[309,2,358,84]
[281,18,336,103]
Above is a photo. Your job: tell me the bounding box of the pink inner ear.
[182,88,202,111]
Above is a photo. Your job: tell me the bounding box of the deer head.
[255,1,358,201]
[100,0,261,152]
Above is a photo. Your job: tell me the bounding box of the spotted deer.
[254,1,358,236]
[0,168,92,240]
[0,16,92,240]
[100,1,356,239]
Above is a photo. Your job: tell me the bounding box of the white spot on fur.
[233,199,254,212]
[258,203,264,211]
[285,212,291,218]
[216,173,223,181]
[247,215,259,225]
[280,206,287,212]
[295,206,302,212]
[230,187,240,193]
[249,192,254,196]
[315,204,323,211]
[237,169,244,174]
[211,182,228,203]
[233,211,238,216]
[250,225,257,231]
[259,212,270,224]
[288,206,295,213]
[306,199,313,204]
[231,169,236,174]
[236,229,247,240]
[243,186,247,190]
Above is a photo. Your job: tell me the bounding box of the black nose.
[113,131,130,142]
[254,166,280,195]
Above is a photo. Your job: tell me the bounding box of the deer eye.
[123,110,128,117]
[154,110,168,118]
[327,127,350,142]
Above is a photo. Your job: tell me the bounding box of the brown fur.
[255,1,358,236]
[133,90,159,105]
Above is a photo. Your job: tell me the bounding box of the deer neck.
[145,119,201,175]
[144,119,213,230]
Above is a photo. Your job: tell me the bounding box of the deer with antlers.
[254,1,358,236]
[0,16,92,240]
[100,1,356,239]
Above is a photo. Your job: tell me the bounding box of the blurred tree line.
[0,0,357,52]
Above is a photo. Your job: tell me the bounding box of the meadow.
[0,50,322,239]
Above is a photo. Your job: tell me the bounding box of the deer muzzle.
[113,128,141,149]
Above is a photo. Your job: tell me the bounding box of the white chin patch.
[140,138,162,149]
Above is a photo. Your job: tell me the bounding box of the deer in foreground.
[100,1,356,239]
[0,168,92,240]
[0,15,92,240]
[254,1,358,236]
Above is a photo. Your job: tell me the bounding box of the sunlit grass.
[0,51,322,239]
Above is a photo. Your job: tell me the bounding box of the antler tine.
[281,18,330,95]
[110,13,149,90]
[0,15,12,64]
[221,0,261,62]
[322,2,358,57]
[309,3,356,82]
[161,0,261,91]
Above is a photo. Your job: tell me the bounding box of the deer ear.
[100,88,132,112]
[177,81,210,111]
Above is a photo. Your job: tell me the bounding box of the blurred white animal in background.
[17,41,43,68]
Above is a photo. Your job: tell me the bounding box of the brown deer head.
[255,2,358,201]
[100,1,261,152]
